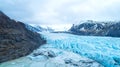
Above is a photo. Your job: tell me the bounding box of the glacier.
[41,33,120,67]
[0,32,120,67]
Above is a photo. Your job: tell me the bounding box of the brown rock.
[0,11,46,63]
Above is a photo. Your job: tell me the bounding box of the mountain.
[0,11,46,63]
[69,20,120,37]
[25,24,43,32]
[25,24,54,33]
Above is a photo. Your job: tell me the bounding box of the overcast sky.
[0,0,120,30]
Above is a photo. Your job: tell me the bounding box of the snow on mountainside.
[25,24,54,32]
[69,20,120,37]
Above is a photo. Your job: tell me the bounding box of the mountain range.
[69,20,120,37]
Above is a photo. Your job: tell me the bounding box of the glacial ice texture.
[42,33,120,67]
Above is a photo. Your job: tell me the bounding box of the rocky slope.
[0,11,46,63]
[69,20,120,37]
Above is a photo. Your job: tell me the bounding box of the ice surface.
[0,48,103,67]
[41,33,120,67]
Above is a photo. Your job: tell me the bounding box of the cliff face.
[0,11,46,63]
[69,20,120,37]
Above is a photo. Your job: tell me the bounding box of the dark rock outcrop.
[32,50,56,58]
[69,20,120,37]
[0,11,46,63]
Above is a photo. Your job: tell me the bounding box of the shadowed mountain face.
[69,20,120,37]
[0,11,46,63]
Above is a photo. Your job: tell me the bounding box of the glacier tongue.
[29,48,103,67]
[41,33,120,67]
[0,48,103,67]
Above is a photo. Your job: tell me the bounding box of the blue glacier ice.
[41,33,120,67]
